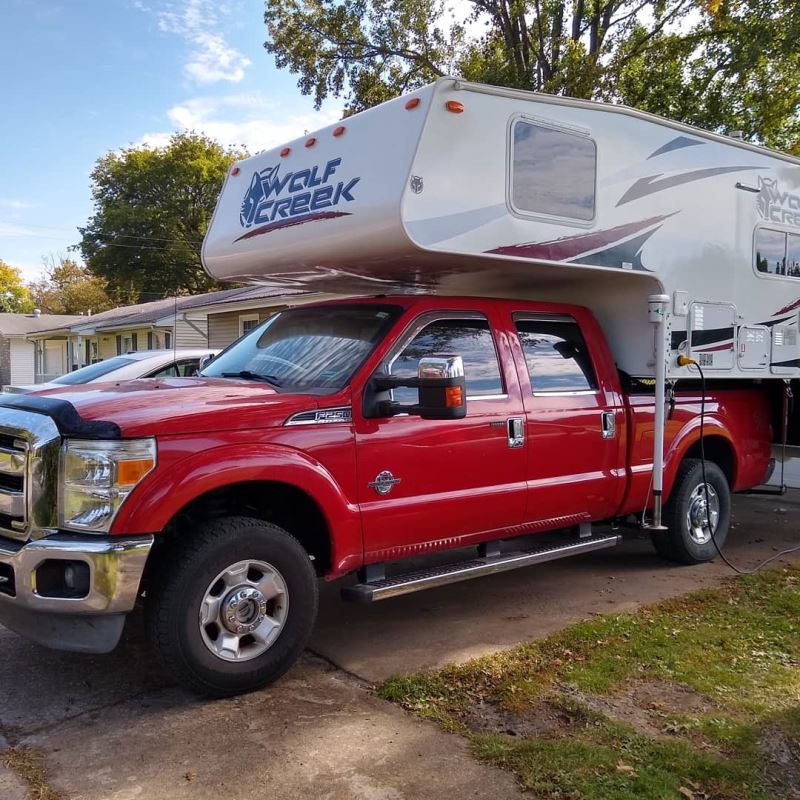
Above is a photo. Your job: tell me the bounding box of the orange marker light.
[405,97,421,110]
[445,100,464,114]
[280,147,291,157]
[305,137,317,148]
[333,126,346,137]
[445,386,464,408]
[117,458,154,486]
[230,166,240,176]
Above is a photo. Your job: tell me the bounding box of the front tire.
[651,458,731,565]
[146,516,318,697]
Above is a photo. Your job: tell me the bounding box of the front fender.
[110,442,363,577]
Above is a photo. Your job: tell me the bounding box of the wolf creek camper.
[0,79,795,696]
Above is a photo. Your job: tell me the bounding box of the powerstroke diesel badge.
[239,158,360,229]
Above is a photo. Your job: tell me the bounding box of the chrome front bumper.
[0,533,153,653]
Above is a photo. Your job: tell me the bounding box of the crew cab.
[0,295,772,695]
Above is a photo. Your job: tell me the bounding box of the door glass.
[391,317,503,404]
[176,358,201,376]
[147,363,179,379]
[515,318,597,392]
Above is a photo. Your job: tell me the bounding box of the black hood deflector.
[0,395,122,440]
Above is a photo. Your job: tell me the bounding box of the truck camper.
[0,79,797,696]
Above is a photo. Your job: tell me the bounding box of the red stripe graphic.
[775,298,800,316]
[486,215,672,261]
[695,342,734,353]
[234,211,350,242]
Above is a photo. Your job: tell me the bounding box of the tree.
[0,260,34,313]
[264,0,800,150]
[29,256,114,315]
[78,133,246,299]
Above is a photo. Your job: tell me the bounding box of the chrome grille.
[0,407,61,541]
[0,438,27,531]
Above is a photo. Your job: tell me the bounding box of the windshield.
[52,357,137,385]
[202,304,401,391]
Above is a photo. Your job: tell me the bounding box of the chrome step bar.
[341,534,621,603]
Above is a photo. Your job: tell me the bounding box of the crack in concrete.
[305,647,375,689]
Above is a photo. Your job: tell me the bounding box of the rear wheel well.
[682,436,736,487]
[153,481,332,576]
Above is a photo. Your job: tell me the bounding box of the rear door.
[507,311,627,525]
[354,306,528,560]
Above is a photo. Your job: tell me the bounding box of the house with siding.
[0,312,84,386]
[26,286,330,383]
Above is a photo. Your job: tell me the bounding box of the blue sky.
[0,0,342,281]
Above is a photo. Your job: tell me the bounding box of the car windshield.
[52,357,137,385]
[202,304,401,391]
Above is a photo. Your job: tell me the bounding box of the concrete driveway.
[1,492,798,799]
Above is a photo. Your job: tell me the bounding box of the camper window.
[510,120,596,222]
[514,316,598,394]
[389,317,504,403]
[754,227,800,278]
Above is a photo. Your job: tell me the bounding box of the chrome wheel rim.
[199,560,289,662]
[686,483,719,545]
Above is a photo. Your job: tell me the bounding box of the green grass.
[378,566,800,799]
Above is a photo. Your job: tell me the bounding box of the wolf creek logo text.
[757,177,800,228]
[239,158,359,228]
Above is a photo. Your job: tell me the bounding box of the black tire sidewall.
[664,459,731,564]
[153,519,318,696]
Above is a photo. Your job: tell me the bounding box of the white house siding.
[176,317,209,349]
[9,339,35,385]
[207,309,281,349]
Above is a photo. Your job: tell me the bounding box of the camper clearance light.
[280,147,291,157]
[405,97,421,110]
[333,126,346,137]
[446,100,465,113]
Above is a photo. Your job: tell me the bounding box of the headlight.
[59,439,156,532]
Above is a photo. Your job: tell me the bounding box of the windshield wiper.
[221,370,283,387]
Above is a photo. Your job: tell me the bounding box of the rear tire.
[651,458,731,565]
[146,516,318,697]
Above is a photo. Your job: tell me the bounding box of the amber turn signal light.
[445,100,464,114]
[445,386,464,408]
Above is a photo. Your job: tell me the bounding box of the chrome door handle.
[507,417,524,448]
[601,411,616,439]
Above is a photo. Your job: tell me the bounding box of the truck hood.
[29,377,328,437]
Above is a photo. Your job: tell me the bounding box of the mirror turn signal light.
[445,386,464,408]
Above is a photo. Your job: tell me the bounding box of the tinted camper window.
[754,228,800,278]
[511,121,596,221]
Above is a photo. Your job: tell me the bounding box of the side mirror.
[415,356,467,419]
[363,355,467,420]
[198,353,215,372]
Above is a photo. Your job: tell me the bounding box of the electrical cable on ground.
[686,357,800,575]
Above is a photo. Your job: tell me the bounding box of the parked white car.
[3,349,219,394]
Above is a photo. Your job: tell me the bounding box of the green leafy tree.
[264,0,800,149]
[79,133,246,299]
[0,260,34,313]
[29,256,114,315]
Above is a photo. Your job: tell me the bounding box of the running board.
[341,534,621,603]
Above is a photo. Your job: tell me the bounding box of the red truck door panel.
[508,311,627,525]
[355,310,528,560]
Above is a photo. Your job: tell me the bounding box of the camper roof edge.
[449,78,800,167]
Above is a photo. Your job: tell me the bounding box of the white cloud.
[0,222,40,237]
[137,92,343,153]
[137,0,251,84]
[0,199,35,210]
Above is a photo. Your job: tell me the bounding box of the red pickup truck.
[0,295,772,695]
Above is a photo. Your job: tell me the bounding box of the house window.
[239,314,261,336]
[510,120,597,222]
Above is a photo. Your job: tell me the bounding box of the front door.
[354,307,528,562]
[508,311,626,525]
